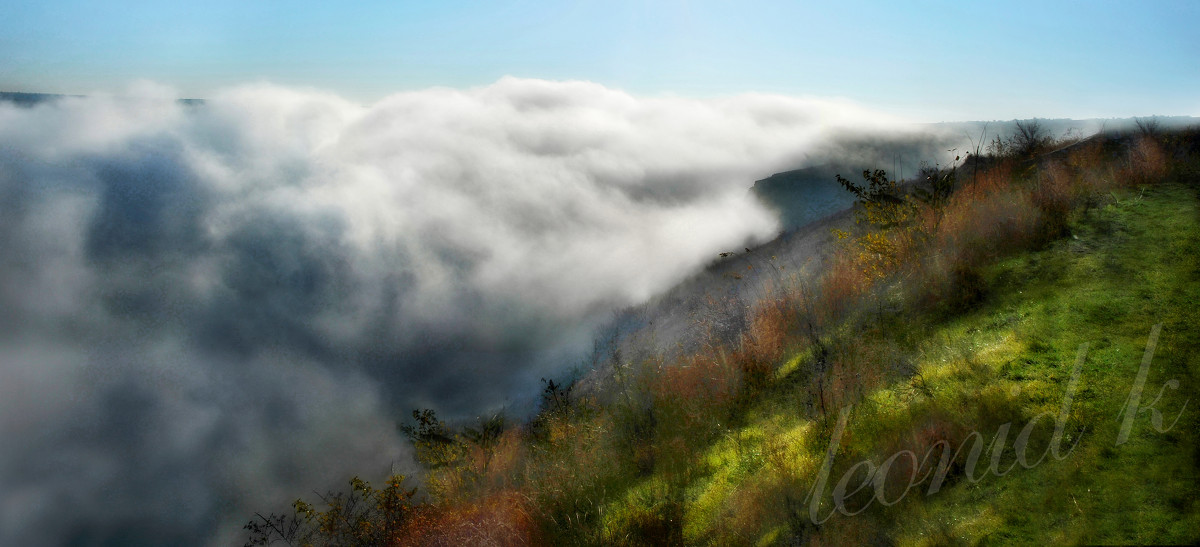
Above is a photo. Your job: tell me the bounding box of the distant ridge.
[752,116,1200,233]
[0,91,81,106]
[0,91,204,106]
[750,165,857,232]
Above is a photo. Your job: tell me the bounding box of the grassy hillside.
[881,180,1200,545]
[246,128,1200,546]
[723,174,1200,546]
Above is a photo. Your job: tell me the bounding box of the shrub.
[525,413,624,544]
[244,475,420,547]
[1119,135,1168,186]
[1031,161,1075,241]
[835,168,922,279]
[1012,119,1054,157]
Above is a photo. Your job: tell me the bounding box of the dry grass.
[742,297,795,366]
[817,249,871,326]
[1119,136,1169,186]
[398,490,539,547]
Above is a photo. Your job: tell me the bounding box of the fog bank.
[0,77,923,545]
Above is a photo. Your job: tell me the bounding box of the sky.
[2,0,1197,120]
[0,2,1196,545]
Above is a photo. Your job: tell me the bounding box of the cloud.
[0,77,912,545]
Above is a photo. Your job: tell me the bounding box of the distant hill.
[931,116,1200,142]
[750,165,857,232]
[0,91,203,107]
[751,116,1200,232]
[0,91,80,106]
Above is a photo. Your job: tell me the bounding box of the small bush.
[244,475,420,547]
[1119,135,1169,186]
[1032,162,1075,241]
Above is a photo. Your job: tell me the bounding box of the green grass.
[657,180,1200,545]
[888,181,1200,546]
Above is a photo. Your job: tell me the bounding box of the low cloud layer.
[0,77,914,545]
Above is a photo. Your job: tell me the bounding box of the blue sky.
[2,0,1197,120]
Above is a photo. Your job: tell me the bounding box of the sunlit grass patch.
[775,352,805,379]
[887,181,1200,545]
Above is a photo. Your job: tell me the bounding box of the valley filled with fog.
[5,76,1188,544]
[0,78,945,544]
